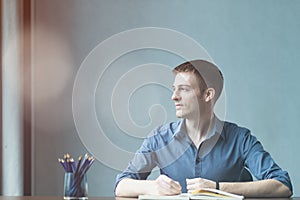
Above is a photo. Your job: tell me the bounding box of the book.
[138,188,244,200]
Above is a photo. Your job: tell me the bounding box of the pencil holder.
[64,172,88,199]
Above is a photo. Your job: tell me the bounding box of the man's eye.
[179,87,189,91]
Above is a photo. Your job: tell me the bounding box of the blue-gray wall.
[33,0,300,196]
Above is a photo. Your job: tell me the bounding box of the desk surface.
[0,197,298,200]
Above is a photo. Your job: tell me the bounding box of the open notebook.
[138,188,244,200]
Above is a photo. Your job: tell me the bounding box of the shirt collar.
[173,119,186,139]
[210,116,225,140]
[173,115,225,140]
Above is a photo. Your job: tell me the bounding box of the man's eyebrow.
[173,84,192,87]
[172,85,193,90]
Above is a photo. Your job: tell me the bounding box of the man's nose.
[172,90,181,101]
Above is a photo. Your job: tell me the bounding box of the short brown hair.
[173,60,224,101]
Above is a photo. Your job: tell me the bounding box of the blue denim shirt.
[115,117,292,193]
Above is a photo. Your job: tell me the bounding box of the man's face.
[172,72,205,119]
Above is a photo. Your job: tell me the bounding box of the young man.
[114,60,293,197]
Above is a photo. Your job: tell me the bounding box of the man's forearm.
[115,178,154,197]
[220,179,292,198]
[115,175,182,197]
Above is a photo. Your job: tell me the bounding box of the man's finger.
[159,175,182,193]
[186,178,201,185]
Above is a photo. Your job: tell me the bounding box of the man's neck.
[185,113,214,148]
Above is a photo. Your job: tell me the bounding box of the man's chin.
[176,113,184,118]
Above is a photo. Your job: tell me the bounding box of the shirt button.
[196,157,200,163]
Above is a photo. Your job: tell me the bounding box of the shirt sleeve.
[114,135,158,192]
[242,130,293,193]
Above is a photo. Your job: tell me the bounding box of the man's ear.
[204,88,215,102]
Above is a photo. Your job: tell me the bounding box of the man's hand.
[186,177,216,193]
[151,175,182,195]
